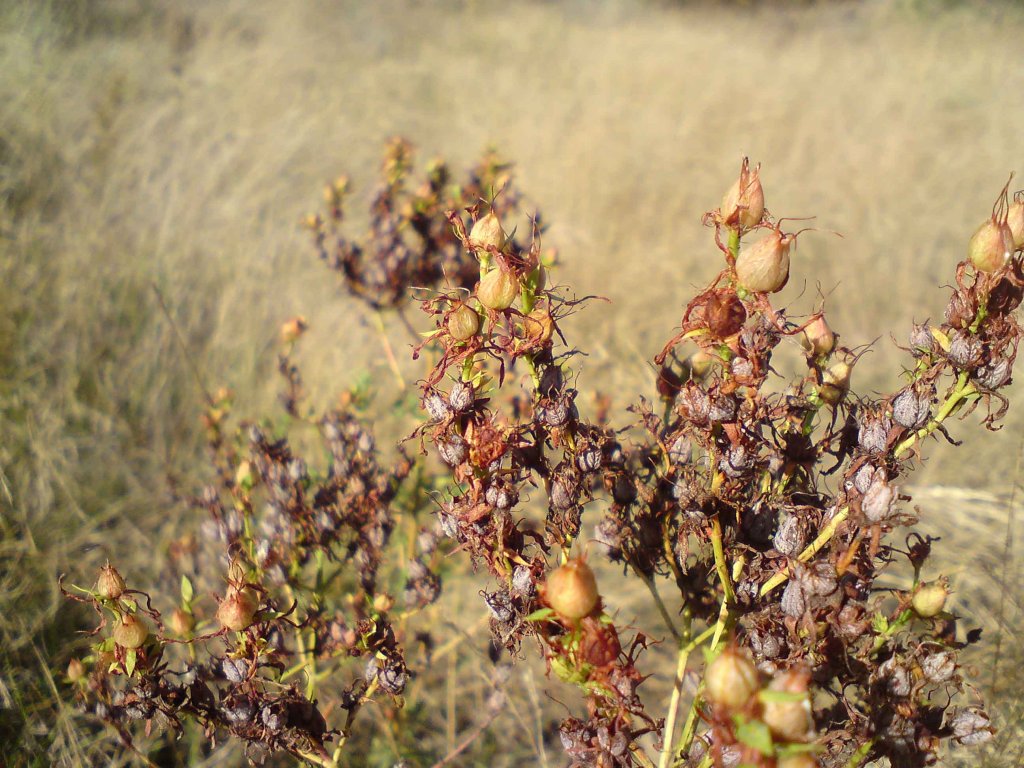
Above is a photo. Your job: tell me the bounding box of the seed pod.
[545,559,599,620]
[67,658,86,682]
[112,614,148,649]
[912,581,949,618]
[436,434,468,467]
[857,410,892,453]
[469,211,506,254]
[524,306,555,344]
[447,303,480,341]
[705,292,746,338]
[950,708,994,746]
[280,316,308,343]
[721,158,765,231]
[96,564,127,600]
[968,218,1015,273]
[169,608,195,637]
[1009,196,1024,249]
[222,657,248,684]
[448,380,474,412]
[423,391,452,422]
[975,357,1012,389]
[801,315,835,357]
[735,229,792,293]
[704,647,761,711]
[774,514,805,557]
[818,361,852,405]
[862,473,896,522]
[921,650,956,683]
[879,656,912,697]
[762,668,814,742]
[477,263,519,311]
[892,387,931,430]
[217,587,259,631]
[688,350,714,379]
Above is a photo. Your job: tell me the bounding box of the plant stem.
[658,624,716,768]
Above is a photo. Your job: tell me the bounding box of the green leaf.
[125,649,137,677]
[776,743,822,758]
[758,689,808,704]
[180,574,194,604]
[734,717,774,757]
[871,613,889,633]
[524,607,555,622]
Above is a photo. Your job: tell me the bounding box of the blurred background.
[1,0,1022,765]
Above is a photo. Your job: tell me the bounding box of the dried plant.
[59,144,1024,767]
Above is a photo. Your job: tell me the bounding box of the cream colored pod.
[704,647,760,710]
[478,263,519,311]
[968,217,1015,273]
[735,229,793,293]
[721,157,765,231]
[1007,195,1024,250]
[544,559,599,620]
[469,211,506,255]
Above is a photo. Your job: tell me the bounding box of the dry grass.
[1,0,1023,765]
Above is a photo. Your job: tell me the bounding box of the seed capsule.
[217,587,259,631]
[818,361,852,405]
[736,229,792,293]
[478,264,519,311]
[968,219,1015,273]
[524,307,555,345]
[67,658,86,682]
[112,614,148,649]
[800,316,835,357]
[169,608,195,637]
[469,211,506,254]
[912,581,949,618]
[447,303,480,341]
[1009,196,1024,249]
[96,564,127,601]
[545,559,599,620]
[280,316,308,343]
[721,158,765,231]
[705,647,760,710]
[761,669,814,742]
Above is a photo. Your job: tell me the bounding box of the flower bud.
[735,229,792,293]
[112,614,148,649]
[280,316,308,343]
[67,658,86,682]
[478,263,519,311]
[96,564,127,601]
[217,587,259,631]
[235,459,255,489]
[761,669,814,742]
[721,158,765,231]
[1008,197,1024,250]
[169,608,195,637]
[800,316,835,358]
[968,219,1015,273]
[545,559,599,620]
[469,211,506,254]
[447,303,480,341]
[818,361,852,405]
[912,581,949,618]
[704,647,760,711]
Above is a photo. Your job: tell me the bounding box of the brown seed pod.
[800,315,835,357]
[705,292,747,338]
[721,157,765,231]
[169,608,195,637]
[544,558,599,620]
[96,564,127,601]
[217,587,259,631]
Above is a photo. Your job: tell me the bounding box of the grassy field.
[1,0,1022,765]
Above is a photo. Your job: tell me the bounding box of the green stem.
[659,625,717,768]
[760,507,850,597]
